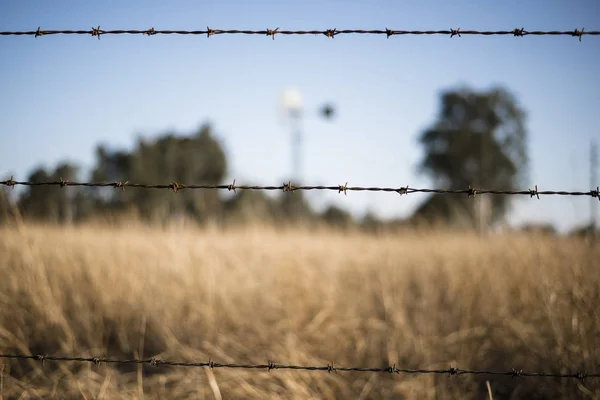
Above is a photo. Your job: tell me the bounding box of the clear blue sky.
[1,0,598,233]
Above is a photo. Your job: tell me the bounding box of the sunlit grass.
[0,223,598,399]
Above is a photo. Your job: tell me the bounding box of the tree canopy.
[413,86,529,229]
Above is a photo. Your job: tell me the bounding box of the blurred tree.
[0,185,15,223]
[273,190,316,224]
[222,190,276,225]
[91,123,227,224]
[321,204,354,230]
[413,86,529,228]
[18,162,80,223]
[360,211,383,234]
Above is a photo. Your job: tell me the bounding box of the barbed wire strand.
[0,27,597,41]
[0,354,597,380]
[1,178,599,200]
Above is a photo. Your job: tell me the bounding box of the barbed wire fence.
[2,21,600,393]
[0,27,598,41]
[0,354,598,381]
[1,178,599,199]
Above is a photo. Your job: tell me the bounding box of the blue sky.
[1,0,599,232]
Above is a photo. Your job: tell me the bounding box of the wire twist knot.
[113,181,129,191]
[145,27,156,36]
[3,176,16,188]
[206,26,215,38]
[267,27,279,40]
[36,354,47,365]
[267,360,277,371]
[338,182,348,195]
[448,367,458,375]
[91,25,101,40]
[149,357,162,367]
[592,187,599,201]
[35,27,43,38]
[170,182,180,193]
[59,178,69,188]
[283,181,295,193]
[574,28,585,41]
[385,28,394,38]
[467,185,476,198]
[327,361,335,373]
[450,27,461,38]
[511,368,523,377]
[529,184,540,199]
[324,29,337,39]
[513,27,525,37]
[228,179,237,193]
[397,185,409,195]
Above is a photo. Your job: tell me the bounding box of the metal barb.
[327,361,335,373]
[267,27,279,40]
[36,354,46,366]
[228,179,237,193]
[91,25,101,40]
[529,185,540,199]
[513,27,525,37]
[467,185,476,198]
[4,176,16,188]
[113,180,129,191]
[150,357,162,367]
[283,181,294,193]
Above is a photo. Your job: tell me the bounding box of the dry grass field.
[0,222,598,399]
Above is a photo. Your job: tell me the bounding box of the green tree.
[413,86,528,228]
[18,162,80,223]
[321,204,354,230]
[0,185,15,223]
[91,123,228,224]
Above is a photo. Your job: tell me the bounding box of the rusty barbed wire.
[0,353,597,380]
[0,27,597,41]
[1,177,599,200]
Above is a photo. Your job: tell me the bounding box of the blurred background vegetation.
[0,85,597,237]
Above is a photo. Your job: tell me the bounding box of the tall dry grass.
[0,223,598,399]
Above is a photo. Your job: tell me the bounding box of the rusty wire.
[1,178,599,200]
[0,353,597,380]
[0,27,597,41]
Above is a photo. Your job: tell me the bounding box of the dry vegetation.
[0,222,598,399]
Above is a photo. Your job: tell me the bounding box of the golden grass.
[0,223,598,399]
